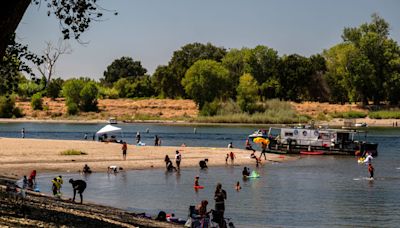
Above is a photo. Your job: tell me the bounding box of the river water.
[2,122,400,227]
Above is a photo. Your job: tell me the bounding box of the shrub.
[330,111,367,118]
[60,149,87,155]
[79,81,98,112]
[67,102,79,115]
[0,95,23,118]
[46,78,64,99]
[31,92,43,110]
[369,109,400,119]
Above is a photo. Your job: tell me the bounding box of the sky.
[16,0,400,80]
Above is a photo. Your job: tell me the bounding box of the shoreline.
[0,138,295,179]
[1,117,399,127]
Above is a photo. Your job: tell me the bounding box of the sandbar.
[0,137,295,178]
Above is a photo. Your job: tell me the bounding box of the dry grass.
[16,98,198,121]
[291,102,366,118]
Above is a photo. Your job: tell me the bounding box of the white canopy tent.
[96,124,122,135]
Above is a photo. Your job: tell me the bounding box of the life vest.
[51,179,61,189]
[56,177,63,185]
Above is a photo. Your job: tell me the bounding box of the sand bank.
[0,138,295,178]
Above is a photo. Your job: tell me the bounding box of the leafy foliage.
[46,78,64,99]
[236,73,260,113]
[103,57,147,85]
[31,92,43,110]
[62,78,99,114]
[0,95,23,118]
[182,60,229,108]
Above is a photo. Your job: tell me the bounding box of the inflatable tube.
[193,185,204,189]
[300,151,324,155]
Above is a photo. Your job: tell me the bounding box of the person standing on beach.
[229,151,235,165]
[69,178,87,204]
[175,150,182,170]
[51,178,61,197]
[214,183,227,227]
[56,175,64,195]
[259,141,268,160]
[154,135,159,146]
[21,128,25,138]
[136,132,141,144]
[122,142,127,160]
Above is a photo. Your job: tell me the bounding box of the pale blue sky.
[16,0,400,80]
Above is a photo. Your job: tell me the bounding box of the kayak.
[300,151,325,155]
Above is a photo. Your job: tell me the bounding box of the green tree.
[46,78,64,100]
[62,79,84,105]
[342,14,400,104]
[236,73,259,113]
[168,42,226,98]
[182,60,229,108]
[80,81,98,112]
[221,48,253,98]
[151,65,175,98]
[323,43,355,103]
[0,95,22,118]
[278,54,313,101]
[103,57,147,85]
[31,92,43,110]
[1,1,114,60]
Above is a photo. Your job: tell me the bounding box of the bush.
[46,78,64,99]
[67,102,79,115]
[60,149,87,155]
[0,95,23,118]
[330,111,367,118]
[79,81,98,112]
[369,109,400,119]
[31,92,43,110]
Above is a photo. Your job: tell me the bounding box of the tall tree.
[102,56,147,85]
[1,0,114,61]
[342,13,400,105]
[182,60,229,109]
[168,42,226,98]
[236,73,259,113]
[277,54,313,102]
[37,40,72,88]
[151,65,175,98]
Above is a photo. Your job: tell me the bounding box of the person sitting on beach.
[164,155,171,168]
[69,178,87,204]
[242,167,250,177]
[228,142,233,149]
[28,170,36,187]
[22,175,28,189]
[108,165,120,173]
[245,138,256,152]
[83,164,92,174]
[166,160,177,172]
[197,200,211,218]
[199,159,208,169]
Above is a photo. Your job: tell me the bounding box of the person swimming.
[235,181,241,191]
[194,176,200,187]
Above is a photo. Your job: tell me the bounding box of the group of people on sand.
[192,183,228,228]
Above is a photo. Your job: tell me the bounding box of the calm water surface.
[3,123,400,227]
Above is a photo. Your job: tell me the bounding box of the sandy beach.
[0,138,295,178]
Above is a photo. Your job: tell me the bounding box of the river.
[2,122,400,227]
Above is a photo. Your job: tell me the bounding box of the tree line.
[1,14,400,117]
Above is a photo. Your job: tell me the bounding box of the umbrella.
[96,124,122,135]
[253,137,269,145]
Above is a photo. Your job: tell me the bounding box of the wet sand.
[0,138,295,179]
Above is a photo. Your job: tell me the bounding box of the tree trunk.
[0,0,31,59]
